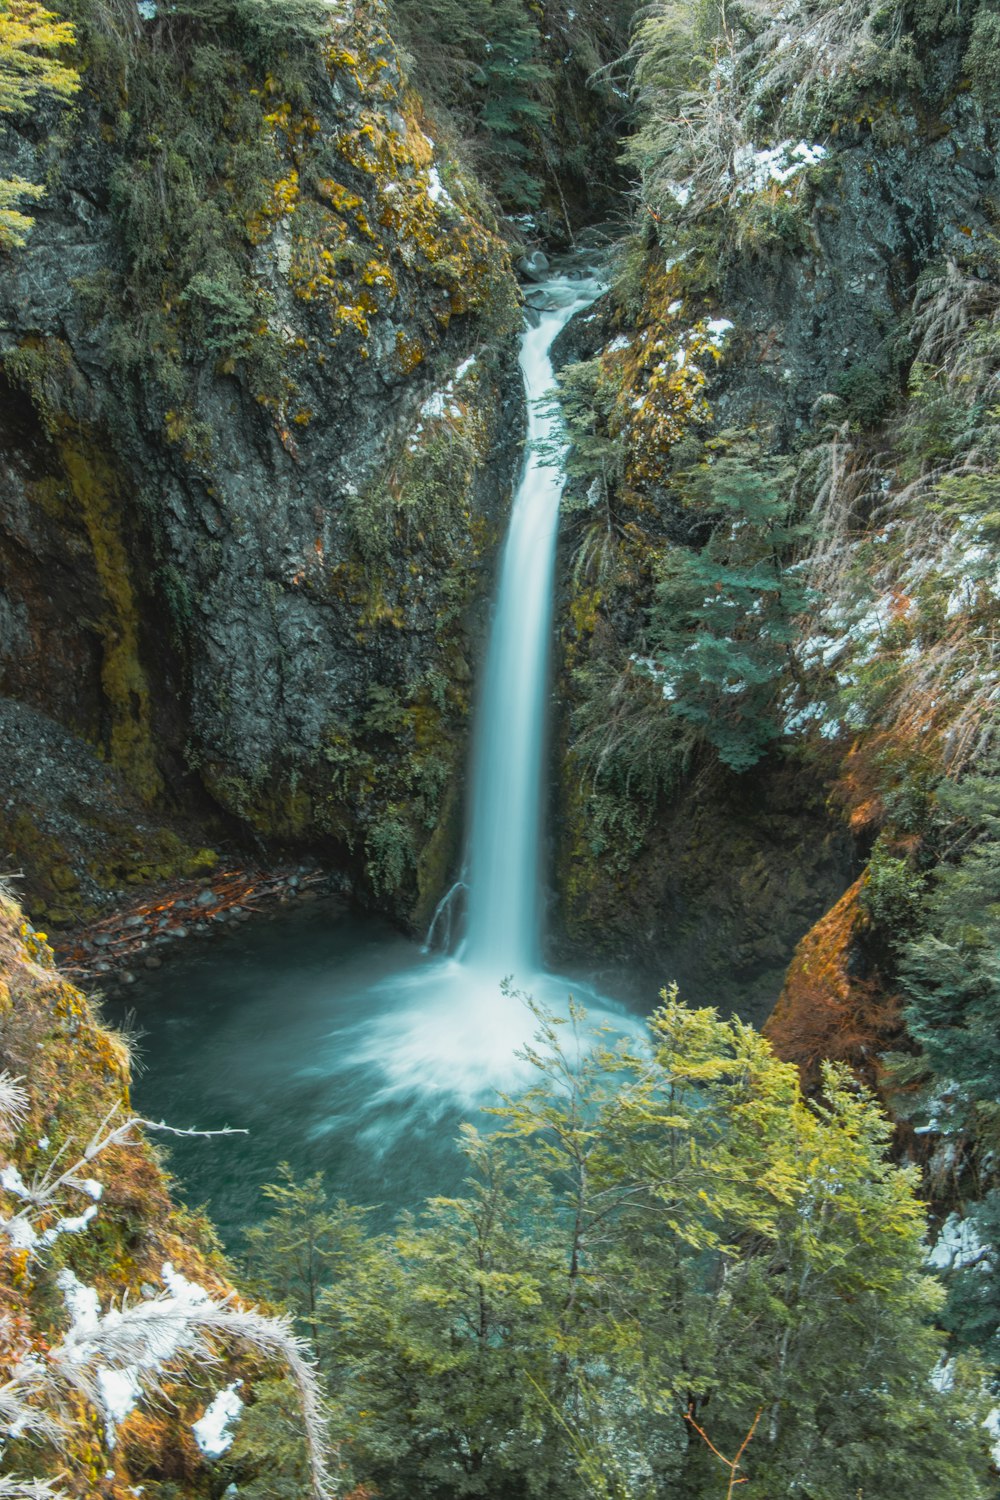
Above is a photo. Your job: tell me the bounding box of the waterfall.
[331,267,633,1113]
[460,274,600,981]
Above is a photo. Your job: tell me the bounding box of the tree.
[884,765,1000,1358]
[251,994,991,1500]
[243,1163,373,1349]
[645,431,811,770]
[0,0,78,248]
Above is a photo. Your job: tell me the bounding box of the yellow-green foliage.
[248,2,517,366]
[0,894,238,1497]
[0,0,79,249]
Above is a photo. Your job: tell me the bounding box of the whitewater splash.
[327,269,637,1118]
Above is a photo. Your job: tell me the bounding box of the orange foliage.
[834,736,891,836]
[119,1402,203,1485]
[765,877,904,1093]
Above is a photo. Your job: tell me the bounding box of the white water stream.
[460,275,593,978]
[120,271,638,1230]
[336,269,632,1108]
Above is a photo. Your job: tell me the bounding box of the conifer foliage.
[0,0,78,247]
[243,998,991,1500]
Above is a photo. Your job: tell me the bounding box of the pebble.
[195,889,215,907]
[144,956,163,970]
[124,914,146,929]
[121,971,136,984]
[172,925,188,939]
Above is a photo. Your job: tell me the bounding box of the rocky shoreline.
[44,862,348,993]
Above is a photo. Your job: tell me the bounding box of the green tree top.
[0,0,79,249]
[0,0,77,116]
[246,991,991,1500]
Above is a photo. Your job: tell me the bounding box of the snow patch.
[55,1262,215,1446]
[705,318,734,347]
[427,166,453,208]
[193,1382,244,1457]
[1,1163,29,1197]
[927,1212,989,1272]
[731,140,827,195]
[408,356,477,450]
[39,1202,99,1245]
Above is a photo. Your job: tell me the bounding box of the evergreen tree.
[0,0,78,248]
[886,764,1000,1358]
[250,996,991,1500]
[645,431,810,770]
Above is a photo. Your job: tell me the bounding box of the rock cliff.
[0,0,523,931]
[0,892,327,1498]
[551,1,1000,1032]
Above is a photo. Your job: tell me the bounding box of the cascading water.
[115,267,639,1230]
[460,276,596,980]
[328,266,635,1110]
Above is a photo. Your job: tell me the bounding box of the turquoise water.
[111,268,647,1248]
[110,899,640,1243]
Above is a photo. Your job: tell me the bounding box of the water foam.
[329,269,638,1125]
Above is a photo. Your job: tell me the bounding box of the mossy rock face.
[551,739,856,1028]
[0,895,279,1496]
[0,698,217,928]
[0,0,524,926]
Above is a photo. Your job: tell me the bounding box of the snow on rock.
[927,1212,990,1272]
[39,1202,99,1245]
[426,166,453,208]
[705,318,734,347]
[54,1262,217,1446]
[1,1163,30,1197]
[408,355,478,450]
[731,140,827,195]
[57,1268,102,1333]
[193,1381,244,1457]
[97,1367,143,1433]
[162,1260,212,1306]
